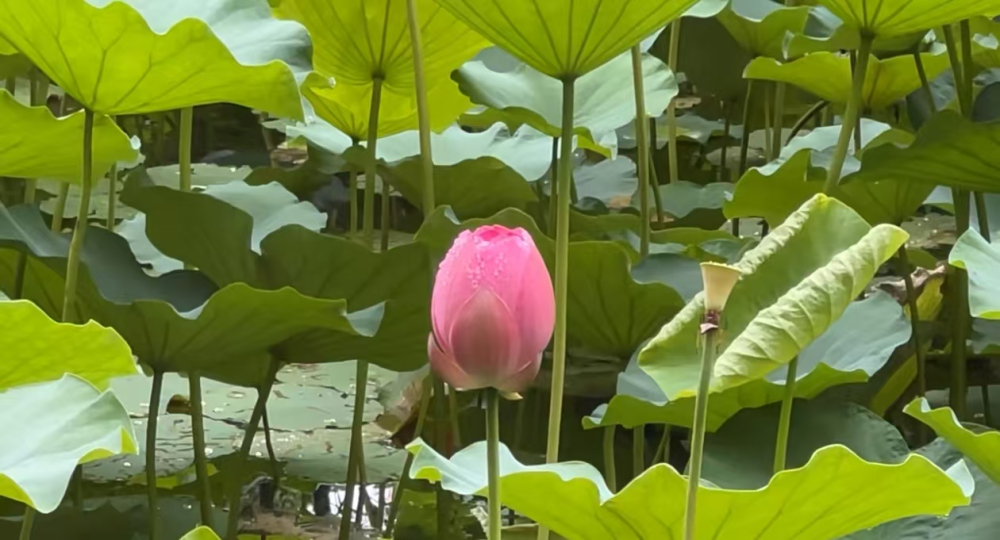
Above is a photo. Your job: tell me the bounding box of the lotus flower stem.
[339,360,370,540]
[433,377,453,537]
[547,138,559,236]
[544,76,576,469]
[648,120,665,223]
[61,109,95,322]
[384,377,432,536]
[773,356,798,473]
[631,45,651,256]
[822,35,873,194]
[447,385,462,448]
[684,326,719,540]
[405,0,434,216]
[179,107,193,192]
[362,78,384,247]
[188,372,214,528]
[770,83,786,161]
[666,19,682,184]
[603,426,617,492]
[18,507,35,540]
[486,388,502,540]
[632,424,645,478]
[146,371,164,540]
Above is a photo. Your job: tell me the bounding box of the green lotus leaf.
[0,0,308,117]
[816,0,1000,39]
[640,195,908,399]
[0,374,137,513]
[457,52,678,156]
[436,0,698,78]
[586,292,909,431]
[180,527,220,540]
[118,178,433,372]
[408,438,971,540]
[571,158,637,208]
[744,51,950,109]
[635,181,733,230]
[906,397,1000,485]
[970,16,1000,71]
[301,72,473,140]
[0,51,31,80]
[417,207,685,360]
[852,110,1000,192]
[950,229,1000,319]
[718,0,812,59]
[0,300,135,391]
[272,0,487,91]
[0,91,137,180]
[725,120,932,226]
[783,6,928,57]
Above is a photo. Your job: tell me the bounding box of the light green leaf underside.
[436,0,699,78]
[851,110,1000,193]
[273,0,487,91]
[0,374,137,513]
[458,52,678,157]
[0,300,134,391]
[718,0,812,59]
[180,527,220,540]
[950,229,1000,319]
[906,397,1000,485]
[0,91,137,181]
[817,0,1000,38]
[744,51,950,109]
[409,439,970,540]
[0,0,307,116]
[640,195,908,399]
[585,292,910,431]
[784,6,927,57]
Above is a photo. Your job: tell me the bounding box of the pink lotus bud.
[429,225,555,393]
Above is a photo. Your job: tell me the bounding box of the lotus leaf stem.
[51,183,70,233]
[548,138,559,236]
[385,377,432,536]
[631,45,652,256]
[632,424,645,478]
[406,0,434,216]
[684,325,719,540]
[763,82,773,159]
[649,118,665,223]
[433,376,452,537]
[952,191,971,418]
[189,372,214,528]
[146,371,164,540]
[823,35,873,194]
[380,174,390,251]
[179,107,193,192]
[912,50,936,114]
[786,101,828,145]
[960,21,976,119]
[486,388,502,540]
[734,79,756,236]
[666,19,682,184]
[770,83,786,161]
[338,360,370,540]
[262,407,279,485]
[653,427,670,465]
[61,109,94,323]
[447,385,462,449]
[719,100,733,182]
[18,507,35,540]
[773,357,798,474]
[603,426,617,492]
[362,78,384,248]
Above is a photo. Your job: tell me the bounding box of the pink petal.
[513,240,555,353]
[448,288,522,390]
[495,351,542,393]
[427,332,477,390]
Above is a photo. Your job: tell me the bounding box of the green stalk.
[18,507,35,540]
[773,357,798,474]
[189,373,214,528]
[632,424,645,478]
[913,50,936,113]
[897,249,927,399]
[262,407,279,484]
[823,35,873,194]
[666,19,682,184]
[942,25,970,116]
[961,21,976,118]
[734,79,756,236]
[385,377,432,537]
[648,118,665,223]
[982,375,994,427]
[952,190,971,418]
[349,137,360,236]
[146,371,164,540]
[433,377,452,537]
[338,360,370,540]
[653,427,670,464]
[225,364,278,539]
[51,183,70,232]
[106,162,118,231]
[447,386,462,449]
[406,0,434,216]
[603,426,617,492]
[178,108,193,191]
[362,79,384,247]
[631,45,651,256]
[771,83,786,160]
[976,194,991,240]
[62,109,95,322]
[547,138,559,236]
[683,328,719,540]
[513,395,527,450]
[380,175,391,251]
[718,100,732,182]
[786,101,828,144]
[763,83,773,159]
[486,388,502,540]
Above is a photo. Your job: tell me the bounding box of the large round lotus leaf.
[817,0,1000,38]
[0,0,309,117]
[950,229,1000,319]
[456,52,678,157]
[784,6,928,57]
[408,438,971,540]
[434,0,699,78]
[906,398,1000,485]
[640,195,908,399]
[744,51,950,110]
[272,0,487,91]
[0,300,135,391]
[0,374,137,513]
[717,0,812,59]
[0,91,137,181]
[301,72,473,140]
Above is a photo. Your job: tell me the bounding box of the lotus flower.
[429,225,555,392]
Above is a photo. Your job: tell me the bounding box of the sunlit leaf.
[408,439,971,540]
[0,91,137,180]
[906,397,1000,485]
[0,374,137,513]
[180,526,221,540]
[816,0,1000,39]
[784,5,927,57]
[640,195,909,399]
[718,0,811,59]
[744,51,950,109]
[0,0,309,116]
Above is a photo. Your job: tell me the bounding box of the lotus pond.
[5,0,1000,539]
